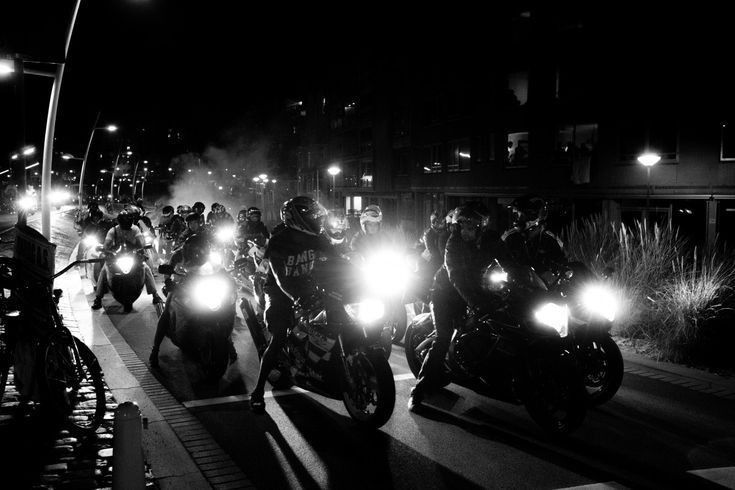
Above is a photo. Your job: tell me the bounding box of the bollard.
[112,401,145,490]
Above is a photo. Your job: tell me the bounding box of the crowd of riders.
[77,193,567,415]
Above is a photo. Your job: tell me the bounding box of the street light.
[637,152,661,222]
[327,165,341,208]
[78,114,117,208]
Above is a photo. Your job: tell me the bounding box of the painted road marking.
[184,372,416,409]
[688,466,735,489]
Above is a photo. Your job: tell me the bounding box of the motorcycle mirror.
[158,264,174,275]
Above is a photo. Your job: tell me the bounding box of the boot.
[91,296,103,310]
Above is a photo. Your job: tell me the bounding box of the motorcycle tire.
[340,349,395,429]
[44,334,106,437]
[581,336,624,406]
[523,354,587,436]
[404,322,450,388]
[200,338,229,382]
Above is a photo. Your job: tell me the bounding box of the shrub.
[563,215,735,364]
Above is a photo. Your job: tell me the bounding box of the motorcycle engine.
[451,328,497,377]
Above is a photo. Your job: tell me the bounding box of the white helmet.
[359,204,382,233]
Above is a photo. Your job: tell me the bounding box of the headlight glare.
[192,276,231,311]
[345,299,385,325]
[581,285,618,322]
[83,236,100,248]
[116,256,135,274]
[534,302,569,337]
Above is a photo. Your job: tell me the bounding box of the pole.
[40,0,81,239]
[331,174,336,208]
[110,146,122,198]
[131,158,140,200]
[112,401,145,489]
[78,111,101,209]
[645,166,651,222]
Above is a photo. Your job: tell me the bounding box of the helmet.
[445,208,457,225]
[464,201,490,228]
[509,195,548,230]
[90,208,103,221]
[237,209,248,223]
[246,206,261,220]
[117,210,134,230]
[359,204,382,232]
[430,209,445,229]
[162,205,174,216]
[135,198,144,208]
[177,204,192,216]
[215,203,226,213]
[282,196,326,235]
[125,204,142,219]
[452,204,485,227]
[183,233,209,267]
[211,202,220,211]
[192,202,205,215]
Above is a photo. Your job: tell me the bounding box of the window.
[554,123,598,165]
[506,132,529,167]
[619,121,678,163]
[508,72,529,106]
[721,121,735,161]
[448,139,471,171]
[422,144,443,173]
[473,134,496,164]
[396,149,410,176]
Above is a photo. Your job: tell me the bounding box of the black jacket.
[265,227,334,301]
[501,226,565,273]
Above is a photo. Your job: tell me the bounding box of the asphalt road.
[89,257,735,489]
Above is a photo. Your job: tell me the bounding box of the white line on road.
[688,466,735,489]
[183,372,416,409]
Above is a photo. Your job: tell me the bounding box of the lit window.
[506,132,529,167]
[448,139,471,172]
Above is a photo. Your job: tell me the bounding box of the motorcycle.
[541,261,623,406]
[404,261,588,434]
[208,224,237,269]
[234,238,269,354]
[104,244,153,312]
[80,234,104,288]
[157,262,237,380]
[244,255,396,428]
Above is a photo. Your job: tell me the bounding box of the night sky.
[1,2,732,165]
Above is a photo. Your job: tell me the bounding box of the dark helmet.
[509,195,548,230]
[246,206,261,220]
[183,233,209,267]
[282,196,326,235]
[177,204,192,216]
[135,198,144,208]
[430,209,445,229]
[90,208,103,221]
[117,210,134,230]
[452,204,485,228]
[192,202,205,215]
[215,203,226,213]
[325,209,347,242]
[162,205,174,216]
[237,209,248,223]
[125,204,142,219]
[185,212,200,224]
[211,202,220,211]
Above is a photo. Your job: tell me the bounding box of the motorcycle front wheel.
[579,336,624,406]
[199,336,229,381]
[523,354,587,435]
[340,349,395,428]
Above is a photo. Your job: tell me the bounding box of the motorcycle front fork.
[336,335,358,393]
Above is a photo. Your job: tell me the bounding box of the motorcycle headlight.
[116,255,135,274]
[345,299,385,325]
[216,227,234,243]
[209,251,223,266]
[534,302,569,337]
[83,235,100,248]
[482,264,508,292]
[17,195,36,211]
[192,276,231,311]
[363,250,412,296]
[580,285,618,322]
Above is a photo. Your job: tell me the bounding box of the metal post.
[40,0,81,239]
[78,111,100,209]
[131,158,140,200]
[112,401,145,489]
[645,166,651,222]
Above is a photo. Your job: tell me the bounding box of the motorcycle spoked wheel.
[340,349,395,428]
[403,323,451,387]
[579,336,624,406]
[523,354,587,435]
[44,334,106,437]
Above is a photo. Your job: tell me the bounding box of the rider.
[149,233,237,368]
[206,203,219,226]
[178,211,211,246]
[349,204,387,256]
[236,207,270,243]
[158,205,185,254]
[501,195,565,276]
[324,209,350,255]
[208,203,234,229]
[192,201,206,227]
[91,210,163,310]
[421,209,448,272]
[249,196,333,414]
[407,203,509,412]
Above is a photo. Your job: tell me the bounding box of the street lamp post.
[78,115,117,208]
[327,165,341,209]
[637,152,661,223]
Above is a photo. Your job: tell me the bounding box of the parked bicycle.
[0,256,107,436]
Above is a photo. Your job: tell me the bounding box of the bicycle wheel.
[44,331,106,436]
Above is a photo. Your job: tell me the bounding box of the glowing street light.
[637,152,661,222]
[328,165,341,207]
[78,115,118,208]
